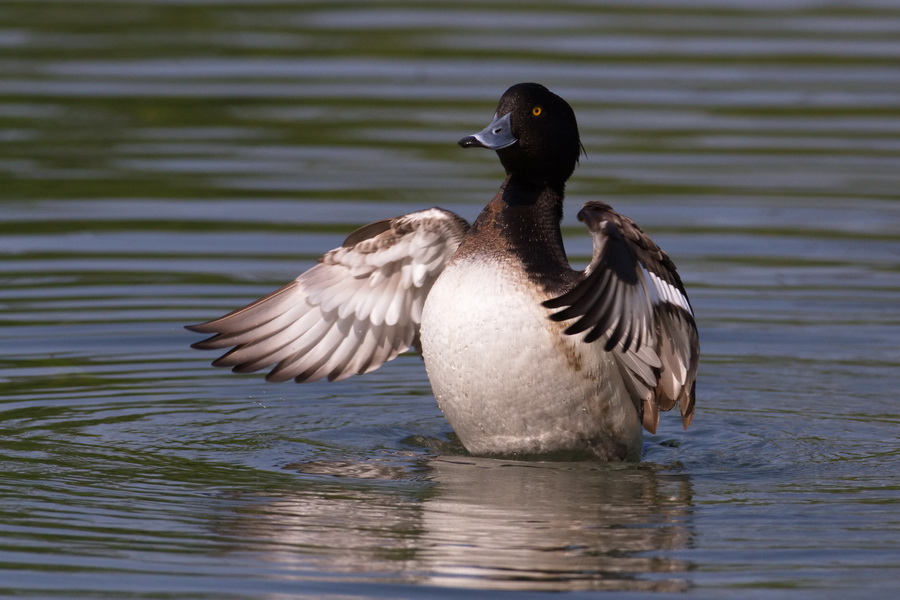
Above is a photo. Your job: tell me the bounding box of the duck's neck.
[466,174,571,291]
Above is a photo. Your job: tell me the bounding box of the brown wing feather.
[544,201,698,433]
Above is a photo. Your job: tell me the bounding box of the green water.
[1,1,899,598]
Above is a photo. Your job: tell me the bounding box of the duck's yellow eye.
[532,105,543,116]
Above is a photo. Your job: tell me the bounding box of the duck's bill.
[458,112,516,150]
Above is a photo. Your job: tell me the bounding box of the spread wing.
[543,201,698,434]
[188,207,470,383]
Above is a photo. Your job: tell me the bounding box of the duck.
[187,82,699,461]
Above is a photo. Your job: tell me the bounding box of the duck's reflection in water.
[220,456,693,592]
[420,457,692,591]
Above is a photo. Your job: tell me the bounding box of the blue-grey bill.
[458,112,516,150]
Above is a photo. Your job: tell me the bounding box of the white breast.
[420,257,642,460]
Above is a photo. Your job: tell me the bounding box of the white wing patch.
[644,268,693,314]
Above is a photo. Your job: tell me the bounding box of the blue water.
[1,1,899,598]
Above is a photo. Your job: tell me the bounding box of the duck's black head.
[459,83,583,191]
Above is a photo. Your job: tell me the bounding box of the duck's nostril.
[462,112,515,150]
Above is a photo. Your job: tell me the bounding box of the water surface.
[1,1,899,598]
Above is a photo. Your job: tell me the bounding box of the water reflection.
[218,457,693,592]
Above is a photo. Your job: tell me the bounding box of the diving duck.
[188,83,699,461]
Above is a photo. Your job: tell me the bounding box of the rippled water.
[2,1,899,598]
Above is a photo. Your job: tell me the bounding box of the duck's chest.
[419,254,637,458]
[420,254,561,412]
[421,255,555,377]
